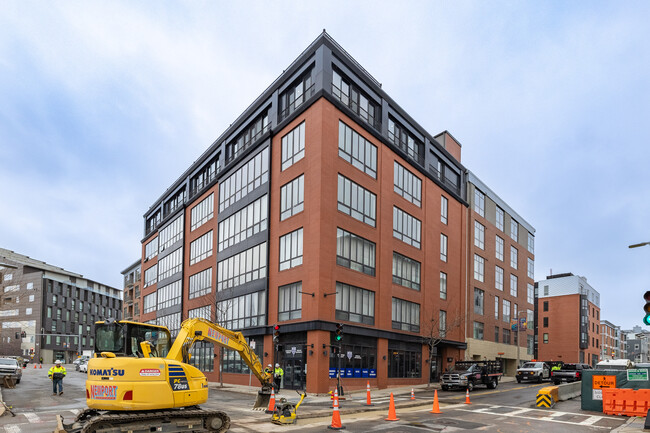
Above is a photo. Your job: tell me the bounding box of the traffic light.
[21,331,26,338]
[273,324,280,343]
[335,323,344,342]
[644,291,650,326]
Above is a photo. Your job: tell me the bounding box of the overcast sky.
[1,2,649,330]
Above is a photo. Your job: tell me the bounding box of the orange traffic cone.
[34,364,37,369]
[430,390,441,414]
[385,392,400,421]
[265,388,276,414]
[411,388,415,400]
[464,389,471,404]
[366,381,373,406]
[39,364,42,369]
[328,389,345,430]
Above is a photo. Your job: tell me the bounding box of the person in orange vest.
[48,360,67,395]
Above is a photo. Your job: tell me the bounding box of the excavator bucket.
[254,388,272,409]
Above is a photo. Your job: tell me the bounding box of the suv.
[0,357,22,384]
[516,361,551,383]
[551,362,592,384]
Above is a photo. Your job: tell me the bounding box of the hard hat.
[267,364,272,368]
[55,360,61,364]
[275,363,280,367]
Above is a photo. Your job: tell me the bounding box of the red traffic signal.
[273,325,280,342]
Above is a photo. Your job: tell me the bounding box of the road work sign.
[592,375,616,400]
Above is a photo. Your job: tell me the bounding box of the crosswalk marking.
[579,415,603,426]
[4,425,21,433]
[22,413,40,424]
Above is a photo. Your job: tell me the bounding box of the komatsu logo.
[207,328,229,344]
[90,368,125,377]
[90,384,118,400]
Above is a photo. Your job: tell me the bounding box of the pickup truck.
[441,360,503,391]
[516,361,551,383]
[551,362,592,384]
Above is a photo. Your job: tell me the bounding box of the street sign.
[346,351,353,360]
[592,375,616,401]
[627,369,649,381]
[291,346,297,355]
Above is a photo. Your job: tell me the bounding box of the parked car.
[0,357,23,384]
[7,356,29,368]
[516,361,551,383]
[74,355,90,371]
[441,360,503,391]
[79,360,88,373]
[551,362,592,384]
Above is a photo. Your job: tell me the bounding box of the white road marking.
[4,425,21,433]
[23,413,41,424]
[579,415,604,426]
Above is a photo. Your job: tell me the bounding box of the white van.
[595,359,633,370]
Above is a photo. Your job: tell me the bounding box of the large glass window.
[496,236,504,261]
[189,156,219,198]
[145,237,158,261]
[281,122,306,170]
[394,161,422,207]
[159,215,183,252]
[218,195,268,252]
[393,207,421,248]
[278,282,302,321]
[474,221,485,250]
[392,298,420,332]
[503,299,511,323]
[440,234,448,262]
[280,175,304,220]
[190,340,214,373]
[387,117,423,165]
[329,337,377,374]
[495,296,499,320]
[157,312,182,337]
[279,69,313,120]
[158,248,183,281]
[495,266,504,291]
[337,228,376,276]
[474,254,484,282]
[217,243,267,291]
[473,322,484,340]
[335,282,375,325]
[474,288,484,315]
[510,274,518,297]
[527,258,534,279]
[279,229,303,271]
[332,70,380,129]
[189,268,212,299]
[392,252,420,290]
[387,341,421,378]
[527,232,535,254]
[226,109,270,163]
[221,337,263,374]
[338,121,377,178]
[510,246,518,269]
[527,283,534,305]
[338,174,376,227]
[474,189,485,217]
[190,231,213,265]
[191,193,214,231]
[144,264,157,288]
[510,218,519,242]
[217,291,266,330]
[440,272,447,299]
[441,196,448,224]
[157,280,181,310]
[439,310,447,337]
[219,147,269,212]
[496,206,504,231]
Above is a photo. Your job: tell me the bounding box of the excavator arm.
[166,318,273,408]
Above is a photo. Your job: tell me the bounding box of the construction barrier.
[536,387,558,408]
[602,388,650,417]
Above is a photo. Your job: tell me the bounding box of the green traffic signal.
[643,291,650,326]
[644,314,650,326]
[335,323,343,341]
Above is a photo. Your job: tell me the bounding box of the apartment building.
[536,273,601,366]
[121,260,141,321]
[0,248,122,363]
[624,326,649,363]
[465,172,535,374]
[600,320,625,360]
[137,32,533,393]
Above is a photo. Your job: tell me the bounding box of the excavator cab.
[95,319,171,358]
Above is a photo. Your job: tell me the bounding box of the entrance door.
[281,344,307,390]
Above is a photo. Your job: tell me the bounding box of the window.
[143,293,156,314]
[527,283,534,304]
[441,196,448,224]
[27,283,33,290]
[510,218,519,242]
[278,282,302,321]
[495,266,504,291]
[156,281,181,310]
[191,193,214,231]
[338,174,376,226]
[527,258,534,279]
[28,295,34,302]
[217,243,267,291]
[332,70,380,128]
[527,309,534,327]
[543,317,549,328]
[281,122,306,170]
[335,282,375,325]
[440,272,447,300]
[474,189,485,217]
[440,234,448,262]
[439,310,447,338]
[218,195,268,251]
[146,210,161,235]
[510,246,518,269]
[394,162,422,207]
[145,237,158,261]
[158,248,183,281]
[337,229,376,276]
[25,307,32,315]
[527,232,535,254]
[387,342,421,378]
[157,312,182,337]
[503,299,511,323]
[503,329,511,344]
[144,264,158,288]
[387,117,423,165]
[188,305,212,320]
[189,156,219,198]
[280,175,304,220]
[189,268,212,299]
[217,291,266,330]
[221,337,263,374]
[392,252,420,290]
[474,288,484,315]
[496,206,504,231]
[190,231,213,265]
[474,221,485,249]
[163,188,185,217]
[543,301,549,312]
[510,274,518,297]
[392,298,420,332]
[393,207,421,248]
[495,296,499,320]
[543,333,549,344]
[473,322,484,340]
[226,109,270,163]
[495,326,500,342]
[279,69,313,120]
[474,254,484,282]
[338,121,377,178]
[496,236,504,261]
[219,147,269,212]
[279,229,303,271]
[159,215,183,252]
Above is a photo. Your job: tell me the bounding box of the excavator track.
[58,408,230,433]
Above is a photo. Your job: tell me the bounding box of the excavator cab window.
[95,321,171,357]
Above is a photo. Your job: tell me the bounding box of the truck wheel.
[16,379,21,384]
[488,378,498,389]
[441,385,449,391]
[516,378,521,383]
[538,375,543,384]
[553,380,560,385]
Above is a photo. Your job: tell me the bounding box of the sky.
[1,1,650,330]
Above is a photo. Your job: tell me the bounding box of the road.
[0,367,629,433]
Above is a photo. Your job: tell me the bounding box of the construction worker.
[551,364,561,372]
[48,360,67,395]
[273,363,284,392]
[264,363,273,380]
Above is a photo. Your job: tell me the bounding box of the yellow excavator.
[56,318,273,433]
